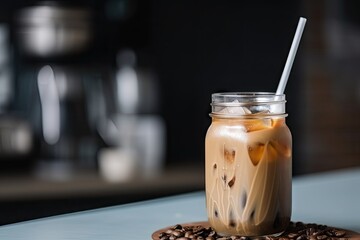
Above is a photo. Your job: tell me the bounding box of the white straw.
[276,17,307,95]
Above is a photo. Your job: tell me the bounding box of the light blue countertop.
[0,168,359,239]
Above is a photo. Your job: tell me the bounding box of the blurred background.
[0,0,359,225]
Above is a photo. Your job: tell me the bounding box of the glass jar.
[205,92,292,237]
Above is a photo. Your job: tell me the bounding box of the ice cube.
[219,100,251,115]
[224,147,236,163]
[266,141,279,161]
[271,118,285,127]
[269,140,291,158]
[245,119,272,132]
[248,142,265,166]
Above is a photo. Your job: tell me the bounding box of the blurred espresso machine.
[12,2,165,181]
[14,2,105,180]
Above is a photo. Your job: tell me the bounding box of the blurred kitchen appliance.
[0,116,33,159]
[13,2,103,180]
[98,49,166,181]
[0,24,33,160]
[16,2,92,57]
[0,24,12,111]
[13,2,165,181]
[32,64,108,180]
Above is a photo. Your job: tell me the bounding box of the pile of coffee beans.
[279,221,347,240]
[157,224,223,240]
[157,222,350,240]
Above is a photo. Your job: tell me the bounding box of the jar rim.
[210,92,287,116]
[212,92,284,97]
[209,113,288,119]
[211,92,286,106]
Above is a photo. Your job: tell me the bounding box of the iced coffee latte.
[205,93,292,237]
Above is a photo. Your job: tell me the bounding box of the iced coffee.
[205,93,292,237]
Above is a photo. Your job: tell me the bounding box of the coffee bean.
[326,230,335,237]
[239,237,251,240]
[295,222,305,228]
[334,230,346,237]
[159,232,167,238]
[307,224,317,229]
[307,228,315,235]
[184,226,192,231]
[287,233,299,238]
[288,222,297,229]
[176,238,190,240]
[231,237,241,240]
[173,224,183,230]
[173,230,184,237]
[193,226,204,233]
[316,235,327,240]
[208,231,216,237]
[194,231,204,237]
[296,235,307,240]
[318,225,327,230]
[315,230,327,236]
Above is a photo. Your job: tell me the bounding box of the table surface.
[0,167,359,240]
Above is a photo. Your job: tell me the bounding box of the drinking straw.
[276,17,307,95]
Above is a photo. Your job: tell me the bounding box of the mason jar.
[205,92,292,237]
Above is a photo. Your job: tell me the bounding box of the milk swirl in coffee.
[205,93,292,237]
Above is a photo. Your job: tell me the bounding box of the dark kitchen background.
[0,0,359,225]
